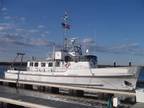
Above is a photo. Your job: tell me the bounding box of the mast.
[61,11,70,51]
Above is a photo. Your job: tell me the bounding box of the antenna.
[12,53,25,66]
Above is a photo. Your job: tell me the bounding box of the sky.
[0,0,144,65]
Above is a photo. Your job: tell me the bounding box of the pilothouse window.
[55,61,60,67]
[48,62,53,67]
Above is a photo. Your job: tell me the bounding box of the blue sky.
[0,0,144,65]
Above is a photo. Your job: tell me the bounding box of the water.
[138,69,144,80]
[0,65,8,78]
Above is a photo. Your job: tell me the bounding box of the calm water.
[139,69,144,80]
[0,65,8,78]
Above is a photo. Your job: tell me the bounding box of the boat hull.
[5,71,137,90]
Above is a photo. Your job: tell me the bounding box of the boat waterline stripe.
[5,72,135,78]
[4,78,104,87]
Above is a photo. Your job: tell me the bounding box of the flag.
[61,22,70,29]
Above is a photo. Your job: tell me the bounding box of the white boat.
[4,13,144,91]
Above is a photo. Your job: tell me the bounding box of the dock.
[0,84,103,108]
[131,103,144,108]
[0,78,142,108]
[0,78,136,96]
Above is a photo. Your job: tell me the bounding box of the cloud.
[0,34,30,46]
[0,20,51,48]
[0,26,5,30]
[110,43,139,50]
[29,29,39,33]
[29,38,49,46]
[37,25,45,29]
[108,43,140,53]
[3,16,11,20]
[81,38,144,56]
[1,33,143,56]
[1,7,8,12]
[15,28,25,32]
[45,31,49,34]
[3,13,26,22]
[91,42,144,56]
[0,23,16,31]
[0,32,54,47]
[0,47,7,53]
[82,38,95,45]
[20,17,26,21]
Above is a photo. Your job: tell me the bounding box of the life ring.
[65,63,70,68]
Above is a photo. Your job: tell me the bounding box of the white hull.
[5,66,142,91]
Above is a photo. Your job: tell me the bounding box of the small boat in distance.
[5,12,144,91]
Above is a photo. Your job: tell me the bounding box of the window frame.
[48,62,53,67]
[41,62,46,67]
[55,61,60,67]
[34,62,39,67]
[30,62,33,67]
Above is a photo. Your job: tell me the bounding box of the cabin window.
[48,62,53,67]
[34,62,38,67]
[55,61,60,67]
[41,63,45,67]
[30,62,33,66]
